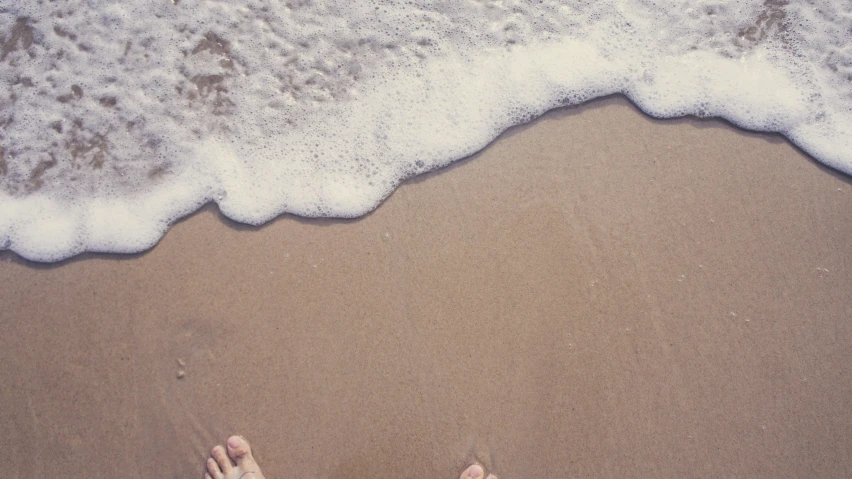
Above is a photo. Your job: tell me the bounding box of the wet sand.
[1,96,850,478]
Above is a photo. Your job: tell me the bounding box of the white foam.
[0,0,850,261]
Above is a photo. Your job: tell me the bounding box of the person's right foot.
[205,436,265,479]
[459,463,498,479]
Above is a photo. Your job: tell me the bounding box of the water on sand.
[1,0,850,261]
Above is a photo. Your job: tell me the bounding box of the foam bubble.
[0,0,850,261]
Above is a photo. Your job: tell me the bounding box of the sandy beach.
[1,96,850,478]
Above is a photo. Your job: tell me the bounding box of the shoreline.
[4,92,849,265]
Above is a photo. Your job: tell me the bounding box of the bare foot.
[205,436,265,479]
[459,463,498,479]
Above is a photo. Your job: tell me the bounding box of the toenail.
[468,465,484,478]
[227,437,242,448]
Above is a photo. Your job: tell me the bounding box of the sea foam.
[0,0,849,261]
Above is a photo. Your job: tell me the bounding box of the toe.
[212,445,234,473]
[486,475,499,479]
[459,464,484,479]
[227,436,260,471]
[206,457,223,479]
[205,473,215,479]
[226,436,252,460]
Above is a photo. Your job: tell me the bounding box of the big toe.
[227,436,260,471]
[460,464,484,479]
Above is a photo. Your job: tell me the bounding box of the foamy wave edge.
[2,39,849,262]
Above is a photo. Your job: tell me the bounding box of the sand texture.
[1,96,851,478]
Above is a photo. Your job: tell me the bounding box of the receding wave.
[1,0,849,261]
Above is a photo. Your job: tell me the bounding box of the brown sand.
[1,96,850,478]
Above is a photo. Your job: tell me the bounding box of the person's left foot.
[205,436,265,479]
